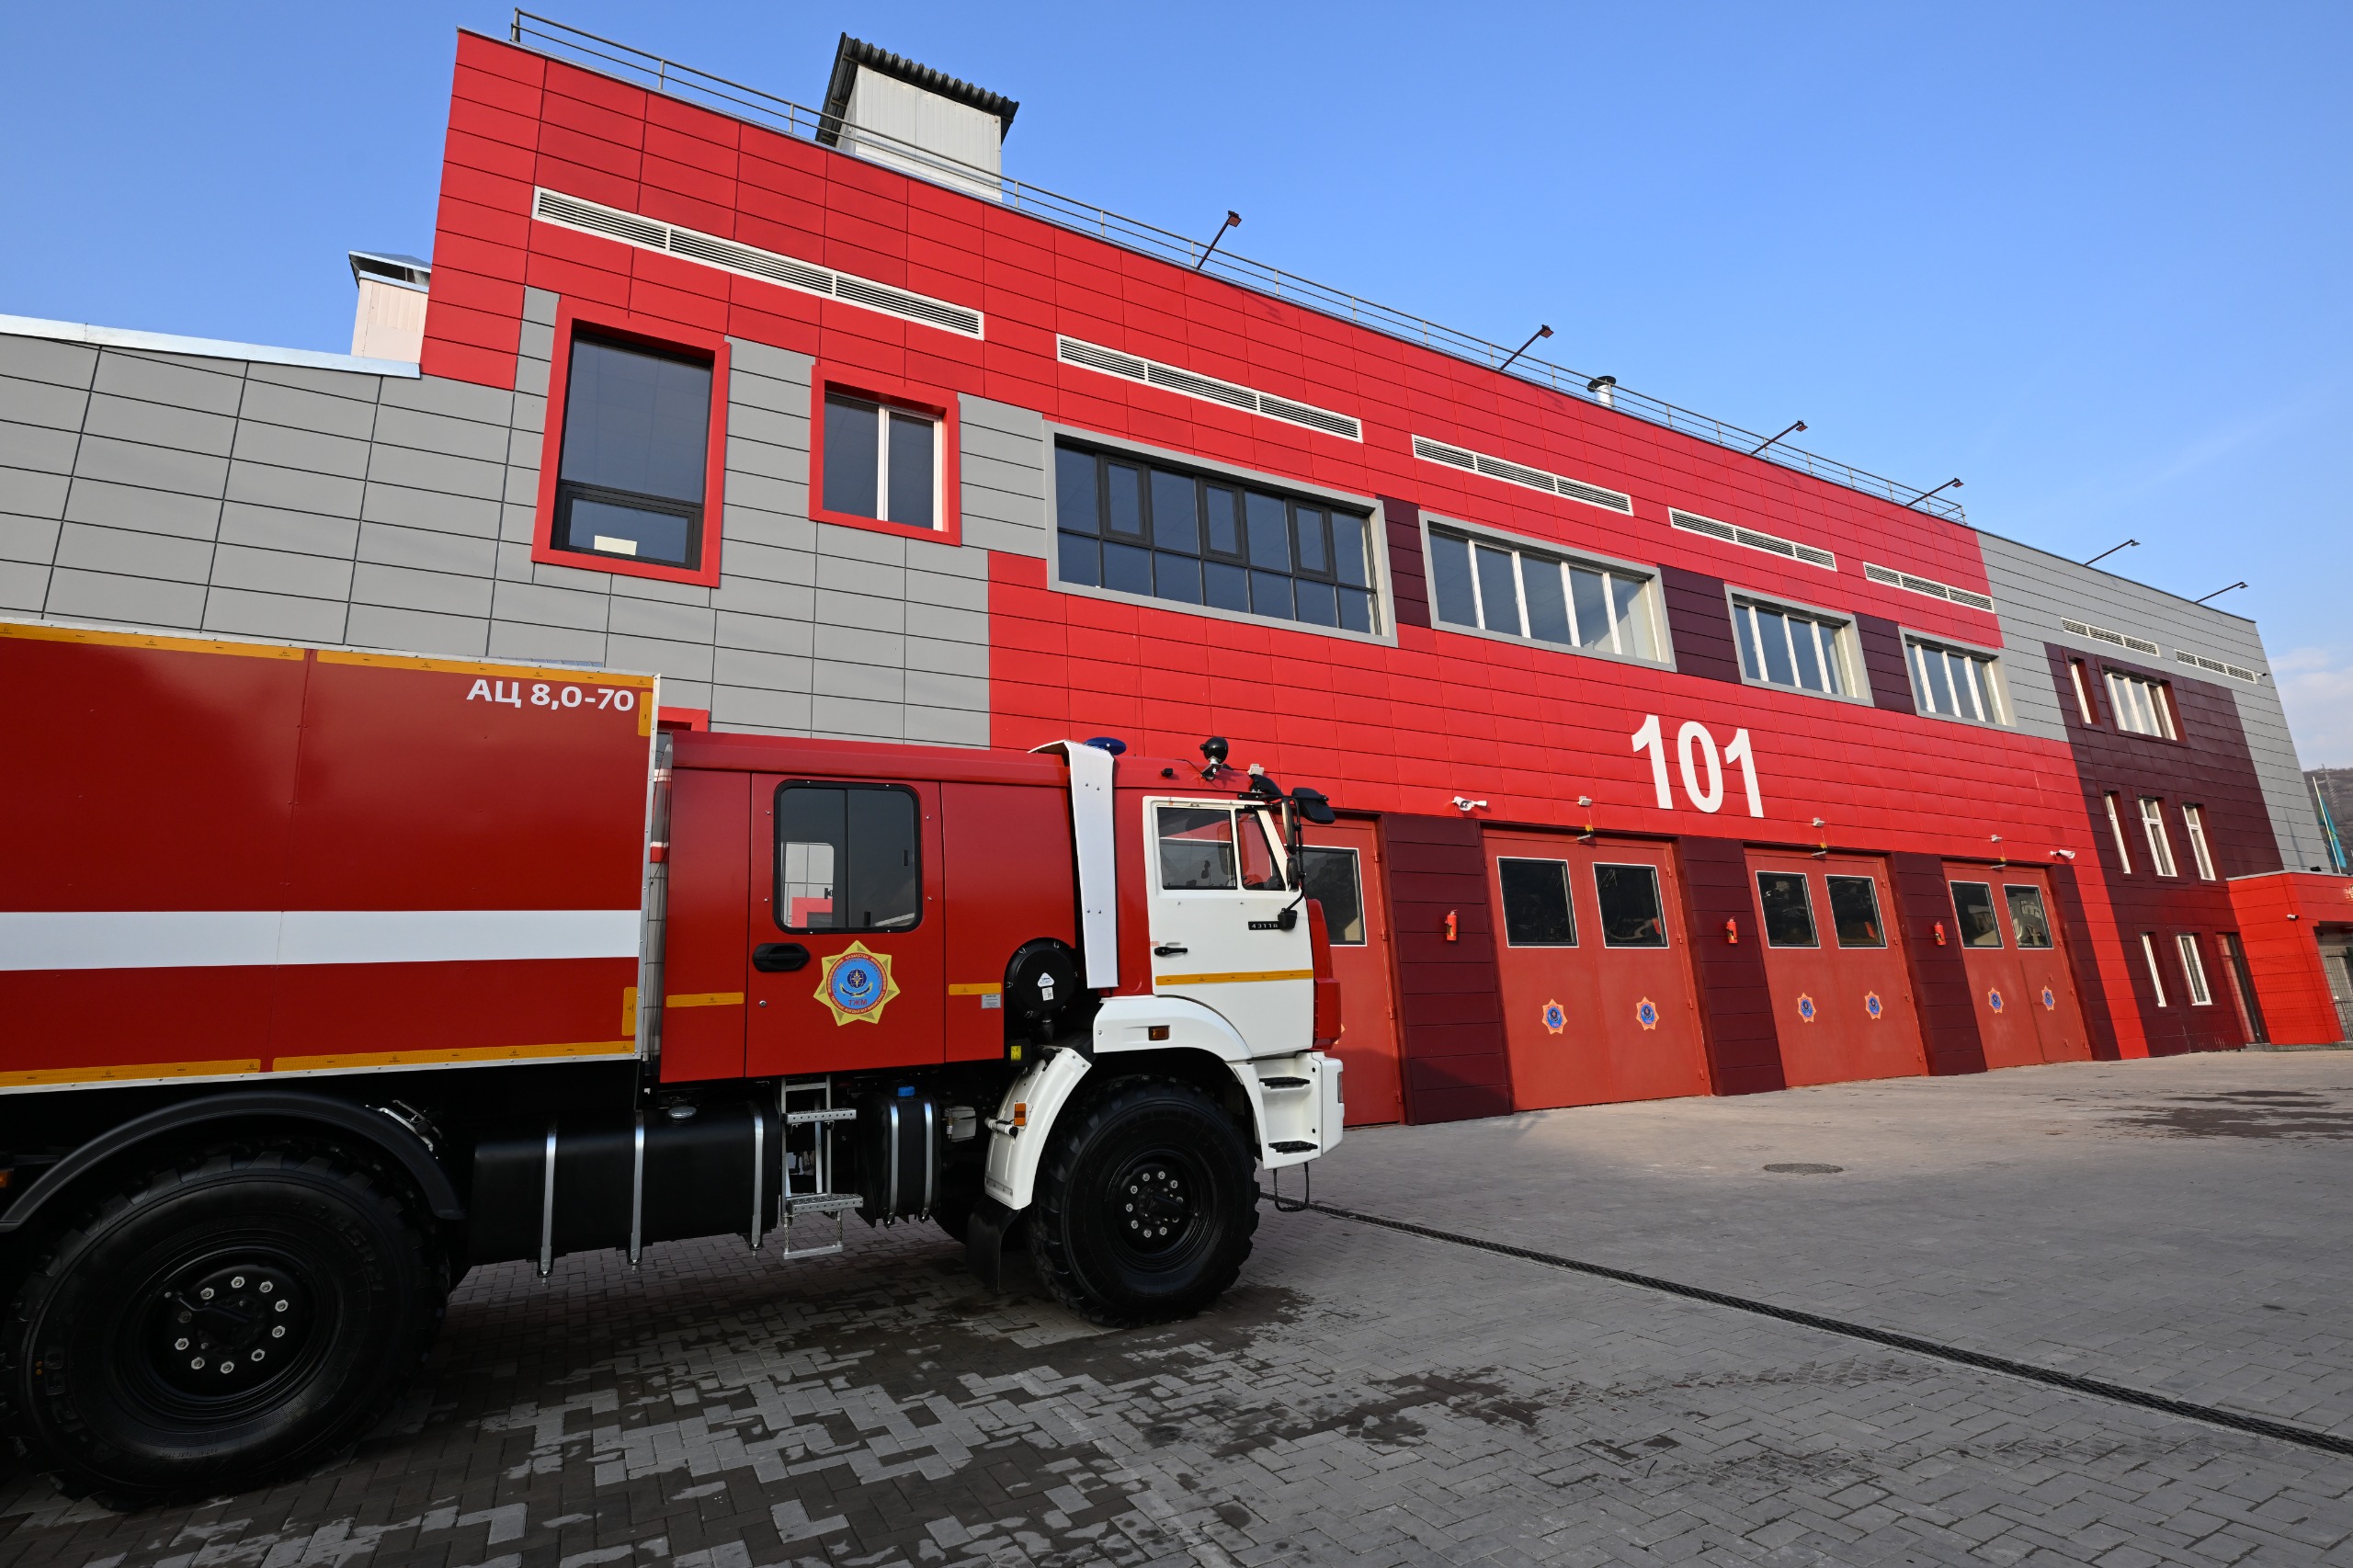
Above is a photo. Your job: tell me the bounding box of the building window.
[1427,528,1661,661]
[2177,934,2214,1006]
[2138,797,2179,877]
[2103,792,2134,875]
[1908,638,2007,724]
[1824,875,1887,948]
[2105,670,2177,738]
[2140,933,2170,1006]
[551,333,715,570]
[2182,804,2218,880]
[2067,659,2097,725]
[1595,864,1669,948]
[2006,885,2055,948]
[1055,444,1378,632]
[1949,881,2004,947]
[1298,846,1366,944]
[1733,598,1852,697]
[773,784,920,933]
[1499,858,1576,947]
[821,392,938,528]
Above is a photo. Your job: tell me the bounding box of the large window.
[773,784,920,933]
[1427,528,1661,661]
[552,334,714,570]
[1733,598,1851,697]
[1056,445,1377,632]
[822,392,938,528]
[2177,933,2213,1006]
[2105,670,2178,738]
[1909,638,2008,724]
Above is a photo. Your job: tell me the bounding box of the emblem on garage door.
[1987,988,2005,1013]
[1864,990,1884,1020]
[2041,985,2057,1010]
[815,941,902,1026]
[1541,1000,1566,1035]
[1635,997,1660,1030]
[1795,993,1817,1024]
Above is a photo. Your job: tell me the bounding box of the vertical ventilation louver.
[1409,435,1632,514]
[2061,618,2161,657]
[2175,650,2264,684]
[533,188,984,339]
[1861,562,1995,612]
[1669,508,1836,570]
[1055,336,1361,439]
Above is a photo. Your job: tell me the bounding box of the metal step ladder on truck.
[0,619,1345,1503]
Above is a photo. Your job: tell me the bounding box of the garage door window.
[1824,875,1887,947]
[2005,885,2055,948]
[1499,858,1576,947]
[1949,881,2004,947]
[1299,846,1367,944]
[1755,871,1819,947]
[1596,864,1669,948]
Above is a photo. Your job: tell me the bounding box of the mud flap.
[965,1196,1016,1292]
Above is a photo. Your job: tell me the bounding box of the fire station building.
[5,21,2347,1124]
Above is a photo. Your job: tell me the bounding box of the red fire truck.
[0,619,1344,1501]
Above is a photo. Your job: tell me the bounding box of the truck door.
[745,777,944,1076]
[1147,798,1312,1055]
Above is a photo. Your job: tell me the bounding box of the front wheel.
[4,1145,448,1505]
[1026,1076,1257,1326]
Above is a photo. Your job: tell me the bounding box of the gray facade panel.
[201,586,350,643]
[904,705,989,747]
[517,321,556,364]
[83,392,236,457]
[0,418,81,476]
[210,541,355,600]
[716,537,816,589]
[728,340,814,384]
[243,361,382,403]
[715,609,814,655]
[91,353,244,417]
[72,435,229,498]
[44,566,207,628]
[359,481,504,539]
[375,373,512,427]
[812,586,905,634]
[607,633,713,682]
[227,460,366,519]
[236,378,380,440]
[352,562,494,619]
[0,336,98,390]
[515,357,550,400]
[723,506,817,557]
[904,668,988,712]
[809,696,902,740]
[904,632,984,675]
[0,559,45,610]
[812,624,904,668]
[63,478,222,541]
[720,470,810,519]
[231,418,372,480]
[346,603,489,659]
[963,515,1048,558]
[813,553,905,601]
[906,568,988,611]
[486,619,606,665]
[608,573,710,608]
[364,442,507,503]
[0,513,61,564]
[724,436,803,483]
[0,465,72,520]
[358,520,499,577]
[0,375,90,432]
[725,403,808,450]
[608,594,717,645]
[710,573,815,619]
[491,578,609,631]
[813,659,904,703]
[711,684,813,732]
[373,403,514,465]
[524,288,561,327]
[218,502,360,560]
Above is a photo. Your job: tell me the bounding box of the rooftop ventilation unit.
[1411,436,1631,514]
[1058,337,1361,440]
[2061,618,2161,657]
[1669,508,1836,570]
[347,250,430,362]
[532,189,983,339]
[1862,562,1995,612]
[818,35,1018,204]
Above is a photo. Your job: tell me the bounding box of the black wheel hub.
[143,1261,311,1398]
[1110,1159,1196,1256]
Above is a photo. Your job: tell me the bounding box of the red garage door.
[1944,865,2093,1067]
[1745,849,1927,1086]
[1487,830,1710,1110]
[1299,818,1405,1126]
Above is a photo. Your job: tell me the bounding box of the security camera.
[1452,796,1488,812]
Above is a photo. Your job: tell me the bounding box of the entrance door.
[1745,850,1927,1085]
[745,776,945,1076]
[1299,819,1404,1126]
[1999,871,2092,1062]
[1487,830,1710,1110]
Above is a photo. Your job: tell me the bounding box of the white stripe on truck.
[0,910,642,971]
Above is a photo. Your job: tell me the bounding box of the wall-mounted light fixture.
[1906,476,1963,509]
[1497,324,1552,374]
[1752,419,1808,456]
[1192,211,1241,271]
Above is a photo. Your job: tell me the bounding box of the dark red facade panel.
[1658,567,1742,685]
[1854,614,1920,714]
[1889,852,1990,1075]
[1375,814,1514,1123]
[1672,835,1788,1095]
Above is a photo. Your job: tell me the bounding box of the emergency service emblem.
[815,941,901,1026]
[1987,988,2005,1013]
[2041,985,2057,1010]
[1865,990,1884,1020]
[1635,997,1660,1031]
[1541,1000,1567,1035]
[1795,993,1817,1024]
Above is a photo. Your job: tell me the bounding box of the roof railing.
[507,12,1969,525]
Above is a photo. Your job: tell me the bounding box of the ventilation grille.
[1861,562,1995,612]
[534,188,983,339]
[1410,436,1631,513]
[2176,650,2264,684]
[1057,336,1361,440]
[2061,618,2161,657]
[1670,508,1836,570]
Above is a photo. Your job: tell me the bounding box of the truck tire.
[1026,1076,1256,1327]
[1,1143,448,1505]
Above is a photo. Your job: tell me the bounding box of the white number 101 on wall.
[1631,715,1762,817]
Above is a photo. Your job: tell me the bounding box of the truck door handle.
[753,942,810,972]
[1154,943,1188,958]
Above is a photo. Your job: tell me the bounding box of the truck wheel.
[3,1144,448,1505]
[1026,1077,1256,1327]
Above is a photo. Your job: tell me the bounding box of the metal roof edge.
[0,313,422,379]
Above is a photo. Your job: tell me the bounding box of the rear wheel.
[3,1144,447,1505]
[1027,1077,1256,1326]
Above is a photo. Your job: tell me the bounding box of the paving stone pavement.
[6,1051,2353,1567]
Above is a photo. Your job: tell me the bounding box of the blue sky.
[6,2,2347,764]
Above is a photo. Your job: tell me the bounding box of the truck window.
[775,784,921,932]
[1158,806,1238,889]
[1239,808,1285,891]
[1299,846,1366,943]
